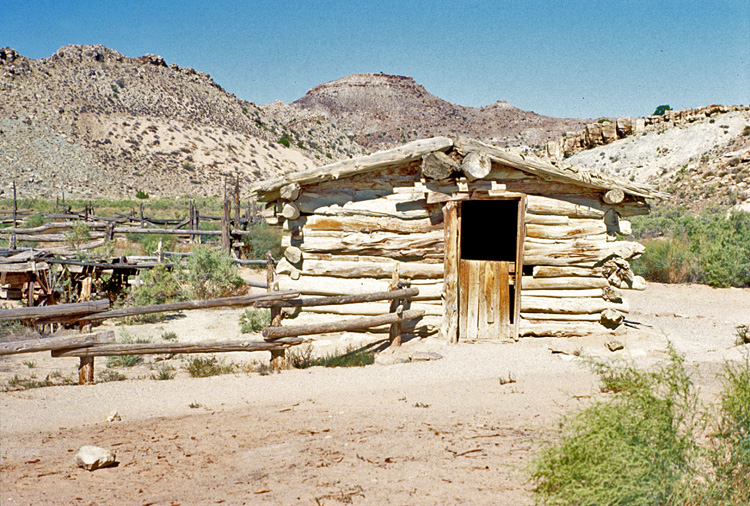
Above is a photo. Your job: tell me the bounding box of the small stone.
[105,410,121,422]
[605,340,624,352]
[410,351,443,362]
[75,446,116,471]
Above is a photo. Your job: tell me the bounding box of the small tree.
[653,104,672,116]
[65,222,91,255]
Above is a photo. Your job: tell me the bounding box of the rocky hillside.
[0,45,365,199]
[565,106,750,212]
[289,73,589,152]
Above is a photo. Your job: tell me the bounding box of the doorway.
[457,198,525,341]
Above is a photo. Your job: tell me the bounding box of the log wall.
[264,155,649,339]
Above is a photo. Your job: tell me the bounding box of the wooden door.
[443,196,525,342]
[458,260,511,341]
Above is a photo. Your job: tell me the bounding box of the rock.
[75,446,116,471]
[105,410,121,422]
[601,308,625,328]
[283,246,302,264]
[605,340,624,352]
[410,351,443,362]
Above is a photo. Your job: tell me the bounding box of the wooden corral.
[250,137,664,341]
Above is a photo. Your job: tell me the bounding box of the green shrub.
[634,237,700,283]
[151,364,176,380]
[278,136,291,148]
[23,214,47,228]
[703,357,750,503]
[106,331,150,367]
[184,356,236,377]
[182,245,243,299]
[531,349,700,505]
[135,190,149,199]
[243,221,282,260]
[632,206,750,287]
[239,308,270,333]
[288,345,375,369]
[129,264,184,322]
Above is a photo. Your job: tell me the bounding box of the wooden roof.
[250,136,664,202]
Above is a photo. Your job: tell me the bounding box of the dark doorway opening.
[460,200,519,261]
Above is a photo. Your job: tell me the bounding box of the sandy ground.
[1,283,749,506]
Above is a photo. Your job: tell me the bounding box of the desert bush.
[243,221,283,260]
[184,356,236,377]
[239,308,271,333]
[135,190,149,199]
[182,245,243,299]
[127,264,184,323]
[151,364,176,380]
[23,214,47,228]
[278,136,291,148]
[288,345,375,369]
[634,237,701,283]
[654,104,672,116]
[632,205,750,287]
[126,233,177,255]
[531,349,700,505]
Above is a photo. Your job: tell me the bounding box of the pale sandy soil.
[1,283,749,506]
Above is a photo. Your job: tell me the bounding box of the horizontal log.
[289,214,443,234]
[262,309,426,339]
[305,196,436,220]
[0,331,115,355]
[0,299,110,322]
[254,287,419,308]
[277,275,442,300]
[298,259,444,279]
[520,312,602,322]
[526,195,605,218]
[526,220,606,240]
[518,321,613,338]
[521,296,629,314]
[284,230,443,259]
[521,288,606,298]
[531,266,603,277]
[525,234,608,245]
[523,240,645,266]
[78,291,300,322]
[0,221,110,234]
[0,261,49,273]
[9,232,105,242]
[301,302,442,317]
[521,276,608,289]
[525,213,571,226]
[51,338,304,357]
[250,137,453,201]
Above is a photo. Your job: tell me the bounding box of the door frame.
[441,194,526,342]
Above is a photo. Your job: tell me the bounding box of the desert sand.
[1,282,749,505]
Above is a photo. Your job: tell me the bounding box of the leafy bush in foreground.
[531,350,750,506]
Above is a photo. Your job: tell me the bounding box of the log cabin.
[250,137,663,342]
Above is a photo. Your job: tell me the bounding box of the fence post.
[78,324,95,385]
[388,265,403,347]
[266,251,285,369]
[221,198,231,253]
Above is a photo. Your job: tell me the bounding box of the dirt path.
[1,283,749,505]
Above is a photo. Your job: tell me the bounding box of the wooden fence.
[0,284,423,385]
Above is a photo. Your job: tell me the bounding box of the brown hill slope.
[290,73,589,151]
[0,45,365,199]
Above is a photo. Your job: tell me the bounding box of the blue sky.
[4,0,749,118]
